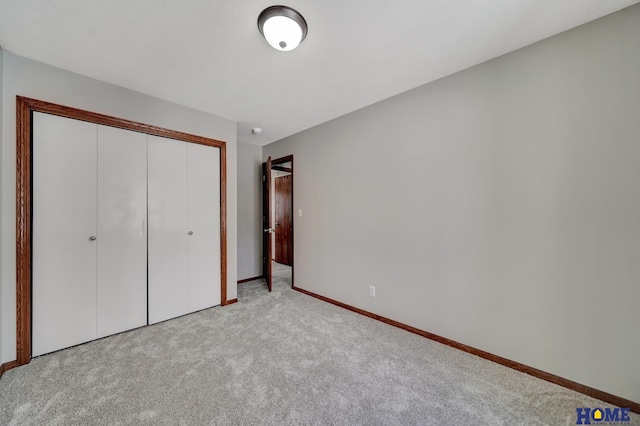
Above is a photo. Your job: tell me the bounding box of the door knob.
[89,236,96,241]
[264,228,275,234]
[188,231,194,235]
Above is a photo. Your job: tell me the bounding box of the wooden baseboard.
[0,360,19,379]
[222,298,238,306]
[293,287,640,414]
[237,276,262,284]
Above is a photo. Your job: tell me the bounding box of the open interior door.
[274,175,293,266]
[262,157,273,291]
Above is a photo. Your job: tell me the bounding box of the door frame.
[263,155,295,289]
[15,96,228,366]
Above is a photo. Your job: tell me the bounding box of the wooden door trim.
[271,165,292,173]
[271,155,293,166]
[16,96,228,366]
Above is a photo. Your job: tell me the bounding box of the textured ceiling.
[0,0,638,145]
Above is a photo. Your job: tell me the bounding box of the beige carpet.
[0,270,637,425]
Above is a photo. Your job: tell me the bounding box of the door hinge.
[263,175,266,181]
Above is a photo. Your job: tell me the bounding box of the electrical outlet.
[369,286,376,297]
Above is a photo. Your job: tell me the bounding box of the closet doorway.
[15,97,228,366]
[262,155,294,291]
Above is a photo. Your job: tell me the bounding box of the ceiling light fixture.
[258,5,307,52]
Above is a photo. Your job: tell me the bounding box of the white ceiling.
[0,0,637,146]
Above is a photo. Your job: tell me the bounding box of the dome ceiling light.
[258,5,308,52]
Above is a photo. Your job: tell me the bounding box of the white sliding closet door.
[187,143,221,311]
[32,112,98,357]
[148,135,189,324]
[97,125,148,338]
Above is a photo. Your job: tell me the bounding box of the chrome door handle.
[264,228,275,234]
[89,236,96,241]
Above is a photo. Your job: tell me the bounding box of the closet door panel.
[32,112,98,357]
[187,144,222,311]
[97,125,148,338]
[148,135,189,324]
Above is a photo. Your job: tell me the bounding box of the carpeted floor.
[0,268,638,425]
[272,261,292,287]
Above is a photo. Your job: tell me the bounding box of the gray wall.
[263,5,640,402]
[237,141,263,280]
[1,52,238,364]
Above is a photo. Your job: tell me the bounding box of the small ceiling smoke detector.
[258,5,308,52]
[252,127,263,135]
